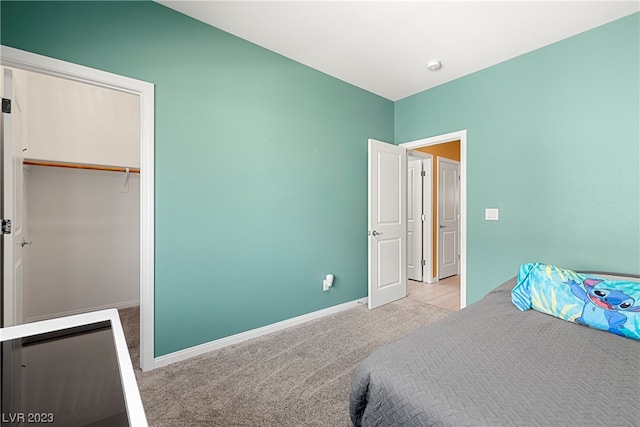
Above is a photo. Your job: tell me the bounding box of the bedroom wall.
[395,13,640,304]
[0,1,394,356]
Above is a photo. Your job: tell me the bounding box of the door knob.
[439,225,446,229]
[21,238,32,247]
[371,230,380,236]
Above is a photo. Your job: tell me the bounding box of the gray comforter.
[349,276,640,427]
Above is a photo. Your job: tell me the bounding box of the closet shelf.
[23,160,140,174]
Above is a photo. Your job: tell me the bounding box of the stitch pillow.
[511,263,640,340]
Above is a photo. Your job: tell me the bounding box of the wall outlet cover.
[485,208,499,221]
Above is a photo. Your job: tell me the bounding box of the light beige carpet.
[118,305,140,367]
[130,298,452,426]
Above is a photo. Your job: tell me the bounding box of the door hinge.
[421,170,426,177]
[421,214,425,222]
[1,219,12,235]
[2,98,11,114]
[421,259,426,266]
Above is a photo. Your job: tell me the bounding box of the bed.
[349,270,640,427]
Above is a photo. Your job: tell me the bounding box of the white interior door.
[2,67,24,327]
[437,158,459,279]
[407,158,422,281]
[368,138,407,309]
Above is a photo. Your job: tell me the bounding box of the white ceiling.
[157,1,639,101]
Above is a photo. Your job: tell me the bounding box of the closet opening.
[20,69,142,365]
[2,47,154,371]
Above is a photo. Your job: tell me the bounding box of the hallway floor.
[408,275,460,311]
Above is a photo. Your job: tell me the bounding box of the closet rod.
[23,160,140,174]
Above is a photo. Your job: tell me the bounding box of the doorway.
[16,69,141,324]
[407,141,460,283]
[401,131,467,308]
[407,151,432,283]
[1,47,155,371]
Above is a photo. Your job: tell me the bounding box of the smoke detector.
[426,60,442,71]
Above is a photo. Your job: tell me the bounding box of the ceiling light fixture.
[426,60,442,71]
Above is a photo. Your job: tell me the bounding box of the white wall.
[20,70,140,168]
[23,166,140,322]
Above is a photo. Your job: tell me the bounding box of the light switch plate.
[485,208,499,221]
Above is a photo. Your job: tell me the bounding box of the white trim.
[0,46,155,371]
[407,150,432,160]
[153,297,368,369]
[401,130,465,150]
[400,130,467,308]
[25,299,140,324]
[0,309,148,426]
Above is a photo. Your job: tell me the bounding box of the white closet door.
[2,67,25,326]
[407,158,422,281]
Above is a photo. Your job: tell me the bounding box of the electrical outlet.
[323,274,334,291]
[485,208,499,221]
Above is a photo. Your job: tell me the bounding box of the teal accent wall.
[1,1,394,356]
[395,13,640,304]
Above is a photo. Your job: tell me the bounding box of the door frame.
[0,46,156,371]
[436,157,460,280]
[400,130,467,308]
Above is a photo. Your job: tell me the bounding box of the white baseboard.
[153,297,368,369]
[25,300,140,323]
